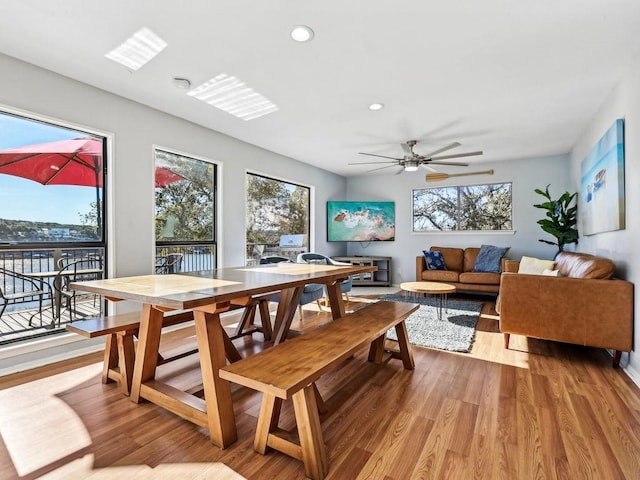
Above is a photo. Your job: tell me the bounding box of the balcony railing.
[1,243,216,345]
[155,244,217,272]
[0,247,105,345]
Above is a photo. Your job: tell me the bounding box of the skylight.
[187,74,279,121]
[105,27,167,71]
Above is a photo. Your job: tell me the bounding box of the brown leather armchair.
[498,252,633,367]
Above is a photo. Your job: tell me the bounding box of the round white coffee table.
[400,281,456,321]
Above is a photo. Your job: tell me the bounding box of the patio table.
[70,262,375,448]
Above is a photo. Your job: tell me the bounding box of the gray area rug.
[380,294,483,353]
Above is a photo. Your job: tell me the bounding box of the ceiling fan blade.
[423,164,438,172]
[366,164,400,173]
[423,141,461,158]
[358,152,403,160]
[429,161,469,167]
[430,150,483,161]
[394,166,405,175]
[349,160,398,165]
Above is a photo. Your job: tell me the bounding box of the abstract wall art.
[580,118,625,235]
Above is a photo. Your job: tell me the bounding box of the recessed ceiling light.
[187,73,279,121]
[291,25,314,42]
[369,103,384,111]
[105,27,167,71]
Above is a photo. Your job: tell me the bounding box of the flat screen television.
[327,201,395,242]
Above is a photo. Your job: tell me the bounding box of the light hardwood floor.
[1,294,640,479]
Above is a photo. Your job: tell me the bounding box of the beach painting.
[327,201,395,241]
[580,118,625,236]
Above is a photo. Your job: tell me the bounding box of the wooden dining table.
[70,262,376,448]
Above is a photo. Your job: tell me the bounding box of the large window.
[0,110,107,343]
[154,149,217,272]
[412,182,512,232]
[0,111,106,243]
[245,173,310,264]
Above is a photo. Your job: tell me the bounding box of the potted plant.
[533,184,578,256]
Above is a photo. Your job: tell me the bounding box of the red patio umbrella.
[155,166,185,188]
[0,137,105,236]
[0,138,186,237]
[0,137,103,187]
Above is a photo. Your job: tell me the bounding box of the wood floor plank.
[1,294,640,480]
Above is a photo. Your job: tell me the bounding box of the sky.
[0,113,98,224]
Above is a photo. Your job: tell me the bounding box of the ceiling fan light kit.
[350,139,483,174]
[404,160,419,172]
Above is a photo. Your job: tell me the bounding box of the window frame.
[245,171,313,265]
[153,146,219,271]
[411,181,514,234]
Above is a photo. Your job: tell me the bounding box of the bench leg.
[231,296,273,341]
[102,334,119,385]
[313,383,328,415]
[293,385,328,480]
[254,393,283,454]
[102,330,138,395]
[234,303,257,338]
[368,334,386,364]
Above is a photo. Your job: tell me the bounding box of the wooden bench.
[66,292,276,396]
[219,300,418,480]
[66,310,196,395]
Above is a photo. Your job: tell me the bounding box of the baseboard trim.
[623,359,640,388]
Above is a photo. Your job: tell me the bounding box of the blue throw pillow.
[473,245,510,273]
[423,250,447,270]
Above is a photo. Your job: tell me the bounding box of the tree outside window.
[245,173,310,263]
[154,149,217,272]
[154,150,215,242]
[413,182,512,232]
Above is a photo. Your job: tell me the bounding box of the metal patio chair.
[155,253,184,274]
[53,259,103,325]
[0,267,51,327]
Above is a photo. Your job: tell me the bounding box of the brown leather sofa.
[498,251,633,367]
[415,246,506,294]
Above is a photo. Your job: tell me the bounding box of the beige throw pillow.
[518,256,556,275]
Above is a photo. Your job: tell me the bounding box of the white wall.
[345,155,572,284]
[0,52,348,371]
[0,53,348,276]
[569,52,640,381]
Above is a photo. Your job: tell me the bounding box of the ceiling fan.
[350,140,483,174]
